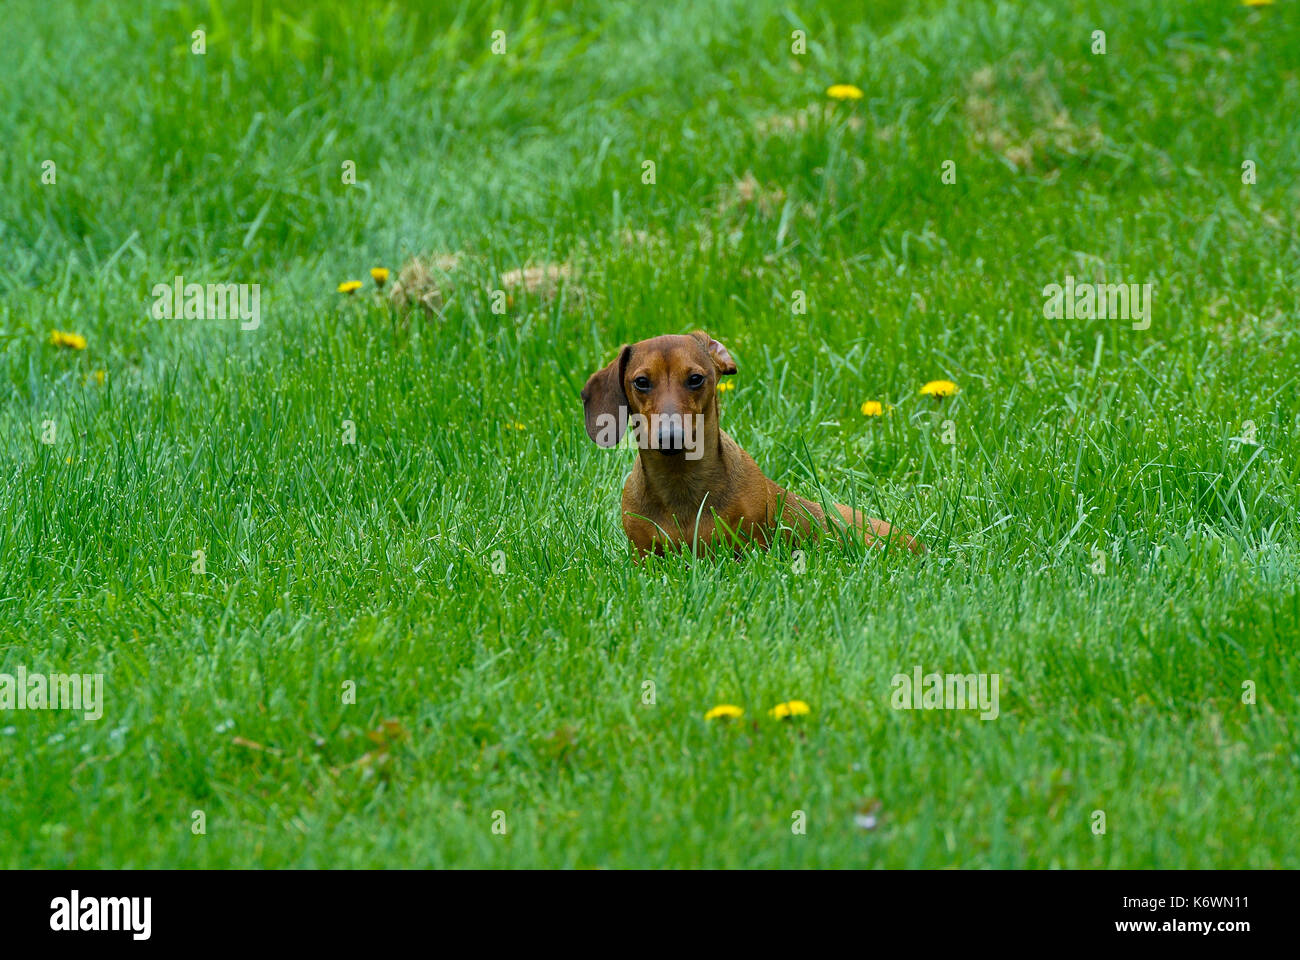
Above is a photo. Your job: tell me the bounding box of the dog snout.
[658,417,684,455]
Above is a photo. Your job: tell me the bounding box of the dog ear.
[690,330,737,376]
[581,345,631,446]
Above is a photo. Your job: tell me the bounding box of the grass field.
[1,0,1298,868]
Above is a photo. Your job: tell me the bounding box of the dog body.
[581,332,921,557]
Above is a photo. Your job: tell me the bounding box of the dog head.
[581,331,737,458]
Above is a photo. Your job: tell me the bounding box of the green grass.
[1,0,1298,868]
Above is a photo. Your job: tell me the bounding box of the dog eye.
[632,376,652,392]
[686,373,705,389]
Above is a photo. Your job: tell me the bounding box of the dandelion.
[768,700,811,720]
[370,267,390,287]
[827,84,864,101]
[338,280,363,294]
[93,369,105,386]
[705,704,744,721]
[920,380,959,398]
[1242,0,1274,6]
[717,381,735,392]
[509,421,526,431]
[860,400,888,416]
[50,330,87,350]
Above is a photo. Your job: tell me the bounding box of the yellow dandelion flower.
[65,456,72,464]
[827,84,864,101]
[920,379,959,398]
[861,400,888,416]
[705,704,744,721]
[717,381,735,392]
[93,369,106,386]
[370,267,390,287]
[338,280,363,294]
[1242,0,1274,6]
[509,421,526,430]
[768,700,811,720]
[50,330,88,350]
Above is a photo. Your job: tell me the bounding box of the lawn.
[1,0,1297,868]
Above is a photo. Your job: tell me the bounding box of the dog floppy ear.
[581,345,631,446]
[690,330,737,375]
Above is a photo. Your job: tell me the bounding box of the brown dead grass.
[391,253,583,313]
[717,171,787,218]
[388,252,465,314]
[754,102,864,137]
[963,59,1104,175]
[500,262,580,304]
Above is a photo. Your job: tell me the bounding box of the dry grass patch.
[389,252,465,314]
[718,171,788,218]
[964,60,1105,176]
[500,262,580,304]
[754,103,864,137]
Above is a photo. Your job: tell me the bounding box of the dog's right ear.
[581,345,631,447]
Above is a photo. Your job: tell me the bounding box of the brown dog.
[581,331,923,557]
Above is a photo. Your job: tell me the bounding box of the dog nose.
[658,419,684,454]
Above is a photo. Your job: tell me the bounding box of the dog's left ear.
[690,330,737,375]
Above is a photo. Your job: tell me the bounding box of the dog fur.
[581,331,923,557]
